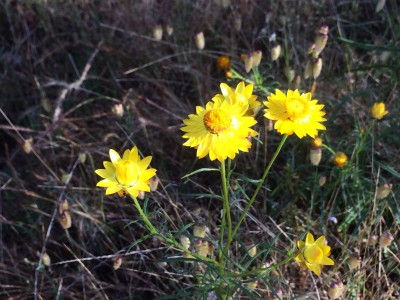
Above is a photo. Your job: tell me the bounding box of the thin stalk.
[230,134,288,242]
[131,196,217,265]
[221,160,232,256]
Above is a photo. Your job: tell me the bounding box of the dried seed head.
[347,254,361,270]
[149,176,159,192]
[59,210,72,229]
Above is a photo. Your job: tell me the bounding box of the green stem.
[230,134,288,242]
[131,196,217,265]
[221,160,232,256]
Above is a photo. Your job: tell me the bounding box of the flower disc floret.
[264,89,326,138]
[295,232,334,276]
[181,97,258,161]
[95,147,157,198]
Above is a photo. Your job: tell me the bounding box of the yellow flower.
[295,232,334,276]
[95,147,157,198]
[370,102,388,120]
[333,151,348,167]
[264,89,326,138]
[181,97,257,161]
[216,55,231,70]
[215,81,262,115]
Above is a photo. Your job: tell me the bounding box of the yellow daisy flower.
[181,97,258,161]
[295,232,334,276]
[264,89,326,138]
[216,55,231,70]
[214,81,262,116]
[370,102,388,120]
[95,147,157,198]
[333,151,348,167]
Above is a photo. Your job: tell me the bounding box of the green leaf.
[181,168,219,179]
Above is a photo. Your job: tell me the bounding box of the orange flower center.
[203,109,231,134]
[115,160,138,185]
[285,97,307,119]
[303,245,323,264]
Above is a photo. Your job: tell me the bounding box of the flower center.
[285,97,307,119]
[203,109,231,134]
[303,245,323,264]
[115,160,138,185]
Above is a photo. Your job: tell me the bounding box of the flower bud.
[244,54,254,73]
[230,179,238,191]
[370,102,388,120]
[319,176,327,186]
[23,137,33,154]
[333,152,348,167]
[193,223,207,238]
[304,60,313,79]
[79,152,86,163]
[245,242,257,258]
[328,281,345,299]
[179,235,191,250]
[347,254,361,270]
[252,50,262,67]
[379,231,393,248]
[194,32,205,50]
[246,280,258,290]
[112,103,124,117]
[152,25,163,41]
[368,235,378,246]
[270,45,281,61]
[182,251,194,262]
[59,198,69,214]
[376,183,392,199]
[41,252,51,267]
[59,210,72,229]
[216,55,231,70]
[149,176,159,192]
[113,256,123,270]
[285,67,295,83]
[310,148,322,166]
[293,74,301,89]
[313,58,323,79]
[314,25,329,56]
[137,190,145,199]
[225,71,232,78]
[312,137,323,148]
[196,241,209,257]
[166,24,173,36]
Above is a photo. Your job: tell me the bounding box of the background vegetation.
[0,0,399,299]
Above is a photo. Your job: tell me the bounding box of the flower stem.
[230,134,288,242]
[131,196,217,265]
[221,160,232,256]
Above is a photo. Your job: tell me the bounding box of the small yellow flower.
[295,232,334,276]
[333,152,348,167]
[311,137,323,148]
[216,55,231,70]
[181,96,258,161]
[264,89,326,138]
[216,81,261,115]
[370,102,388,120]
[95,147,157,198]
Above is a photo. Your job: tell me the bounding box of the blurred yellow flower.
[182,97,257,161]
[215,81,261,115]
[95,147,157,198]
[216,55,231,70]
[333,151,348,167]
[264,89,326,138]
[295,232,334,276]
[370,102,388,120]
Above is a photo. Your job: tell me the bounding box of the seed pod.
[304,60,313,79]
[252,50,262,67]
[22,137,33,154]
[179,235,191,250]
[347,254,361,270]
[193,223,207,238]
[244,54,254,73]
[59,210,72,229]
[313,58,323,79]
[149,176,159,192]
[59,198,69,214]
[368,235,378,246]
[41,252,51,267]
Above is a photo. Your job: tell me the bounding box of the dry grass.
[1,0,399,299]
